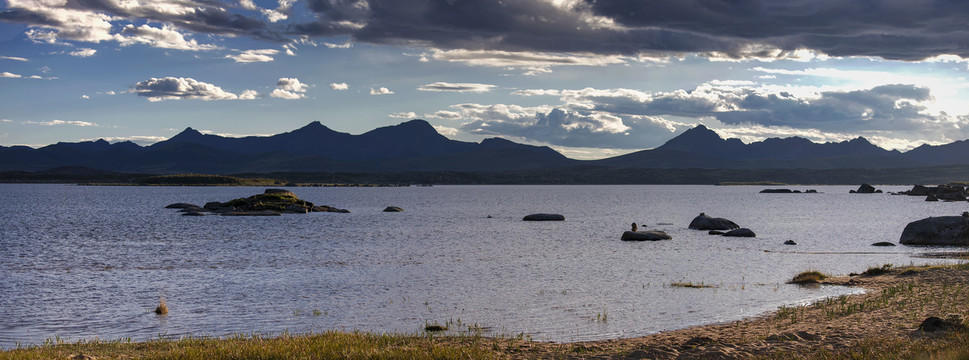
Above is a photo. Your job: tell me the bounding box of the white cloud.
[270,88,302,99]
[329,82,349,90]
[0,56,29,61]
[81,94,90,99]
[118,24,220,51]
[69,48,97,57]
[324,42,352,49]
[239,89,259,99]
[426,110,462,120]
[25,119,98,127]
[134,77,246,101]
[433,125,459,136]
[370,87,394,95]
[389,112,417,119]
[418,82,496,93]
[512,89,562,96]
[0,72,22,78]
[270,77,309,99]
[428,49,639,75]
[226,49,279,63]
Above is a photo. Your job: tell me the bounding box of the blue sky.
[3,0,969,159]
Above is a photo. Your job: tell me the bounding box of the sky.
[2,0,969,160]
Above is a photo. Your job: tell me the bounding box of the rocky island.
[166,189,349,216]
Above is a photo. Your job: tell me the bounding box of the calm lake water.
[0,184,965,347]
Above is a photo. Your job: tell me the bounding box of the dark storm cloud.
[289,0,969,60]
[584,0,969,60]
[5,0,969,60]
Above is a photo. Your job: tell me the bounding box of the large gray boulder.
[621,231,672,241]
[523,213,565,221]
[899,216,969,245]
[688,213,739,231]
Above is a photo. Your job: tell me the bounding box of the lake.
[0,184,964,348]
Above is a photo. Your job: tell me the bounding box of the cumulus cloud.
[329,82,349,90]
[118,24,220,51]
[418,82,496,93]
[437,80,969,150]
[0,72,22,78]
[389,112,417,119]
[134,77,252,101]
[69,48,97,57]
[370,87,394,95]
[25,119,98,127]
[270,77,309,99]
[226,49,279,62]
[433,125,459,136]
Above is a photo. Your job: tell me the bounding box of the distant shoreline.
[5,261,969,359]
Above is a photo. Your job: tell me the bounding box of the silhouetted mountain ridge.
[2,122,969,174]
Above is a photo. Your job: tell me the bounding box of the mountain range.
[2,119,968,174]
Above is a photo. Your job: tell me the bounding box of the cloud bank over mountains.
[4,0,969,157]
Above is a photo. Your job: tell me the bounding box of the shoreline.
[4,263,969,359]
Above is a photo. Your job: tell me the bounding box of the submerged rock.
[523,213,565,221]
[708,230,725,235]
[871,241,896,247]
[383,206,404,212]
[723,228,756,237]
[899,216,969,246]
[688,213,740,231]
[784,240,797,245]
[621,230,672,241]
[759,189,794,193]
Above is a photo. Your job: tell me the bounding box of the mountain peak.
[656,124,727,152]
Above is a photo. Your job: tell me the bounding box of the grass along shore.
[4,263,969,359]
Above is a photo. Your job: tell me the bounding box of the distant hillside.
[2,121,969,177]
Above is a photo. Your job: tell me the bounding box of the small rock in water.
[723,228,756,237]
[523,213,565,221]
[621,230,672,241]
[708,230,725,235]
[783,240,797,245]
[383,206,404,212]
[871,241,896,247]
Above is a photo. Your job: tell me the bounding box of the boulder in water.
[383,206,404,212]
[621,231,672,241]
[523,213,565,221]
[871,241,896,247]
[723,228,756,237]
[688,213,739,231]
[899,216,969,246]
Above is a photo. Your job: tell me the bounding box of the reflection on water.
[0,184,963,347]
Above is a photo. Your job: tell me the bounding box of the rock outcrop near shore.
[899,215,969,245]
[688,213,739,231]
[166,189,350,216]
[895,184,969,202]
[850,183,881,194]
[523,213,565,221]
